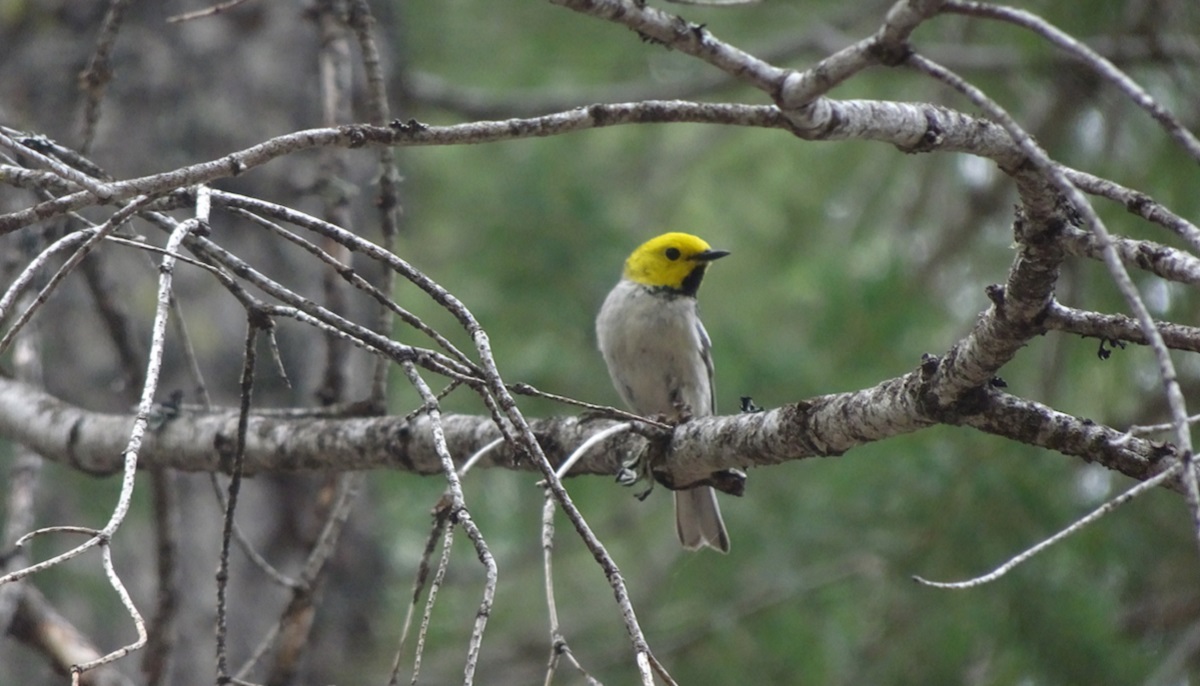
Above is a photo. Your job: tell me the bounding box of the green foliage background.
[1,0,1199,684]
[376,1,1200,684]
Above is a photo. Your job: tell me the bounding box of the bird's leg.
[616,414,674,500]
[615,442,651,497]
[669,389,694,421]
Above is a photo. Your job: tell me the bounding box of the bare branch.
[1065,168,1200,255]
[6,584,135,686]
[386,504,452,686]
[1059,225,1200,285]
[0,130,113,199]
[0,357,1180,506]
[69,540,148,679]
[549,0,789,95]
[943,0,1200,163]
[0,197,203,592]
[402,362,495,686]
[215,316,263,682]
[913,461,1183,589]
[1042,300,1200,353]
[907,50,1200,546]
[77,0,132,153]
[166,0,257,24]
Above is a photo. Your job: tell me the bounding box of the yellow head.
[622,232,729,296]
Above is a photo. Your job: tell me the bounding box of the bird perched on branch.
[596,232,731,553]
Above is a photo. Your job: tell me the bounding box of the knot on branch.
[916,353,994,420]
[867,36,913,67]
[919,353,941,379]
[985,284,1006,308]
[1134,242,1174,272]
[774,89,837,140]
[341,125,368,148]
[931,384,993,423]
[388,118,428,134]
[776,399,845,458]
[899,108,945,154]
[246,305,274,331]
[1014,214,1067,248]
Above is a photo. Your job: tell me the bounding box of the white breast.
[596,279,715,418]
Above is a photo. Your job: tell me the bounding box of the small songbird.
[596,232,731,553]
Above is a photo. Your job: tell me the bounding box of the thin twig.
[461,324,668,683]
[459,438,506,477]
[411,519,455,686]
[70,540,148,679]
[102,234,230,276]
[215,312,264,681]
[77,0,132,153]
[0,194,161,358]
[176,221,480,381]
[208,473,300,589]
[402,362,497,686]
[6,190,205,686]
[386,504,453,686]
[221,203,473,369]
[79,245,146,394]
[541,424,632,686]
[914,462,1183,588]
[1120,415,1200,441]
[1064,167,1200,256]
[550,0,789,96]
[942,0,1200,164]
[510,383,671,429]
[231,620,280,683]
[347,0,403,405]
[0,103,785,235]
[0,195,200,589]
[0,230,92,333]
[166,0,257,23]
[0,130,113,198]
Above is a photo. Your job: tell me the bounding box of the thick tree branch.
[0,364,1176,493]
[927,207,1064,408]
[950,387,1177,484]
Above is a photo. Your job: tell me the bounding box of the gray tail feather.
[675,487,730,553]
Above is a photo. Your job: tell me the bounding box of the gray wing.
[696,318,716,415]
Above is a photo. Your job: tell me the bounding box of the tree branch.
[0,365,1177,493]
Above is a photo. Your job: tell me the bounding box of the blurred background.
[2,0,1200,683]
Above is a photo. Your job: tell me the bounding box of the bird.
[596,232,731,553]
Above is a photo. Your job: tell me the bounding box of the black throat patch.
[680,264,708,297]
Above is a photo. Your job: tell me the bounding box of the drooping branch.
[0,94,1034,236]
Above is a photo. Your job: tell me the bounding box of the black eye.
[665,247,681,261]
